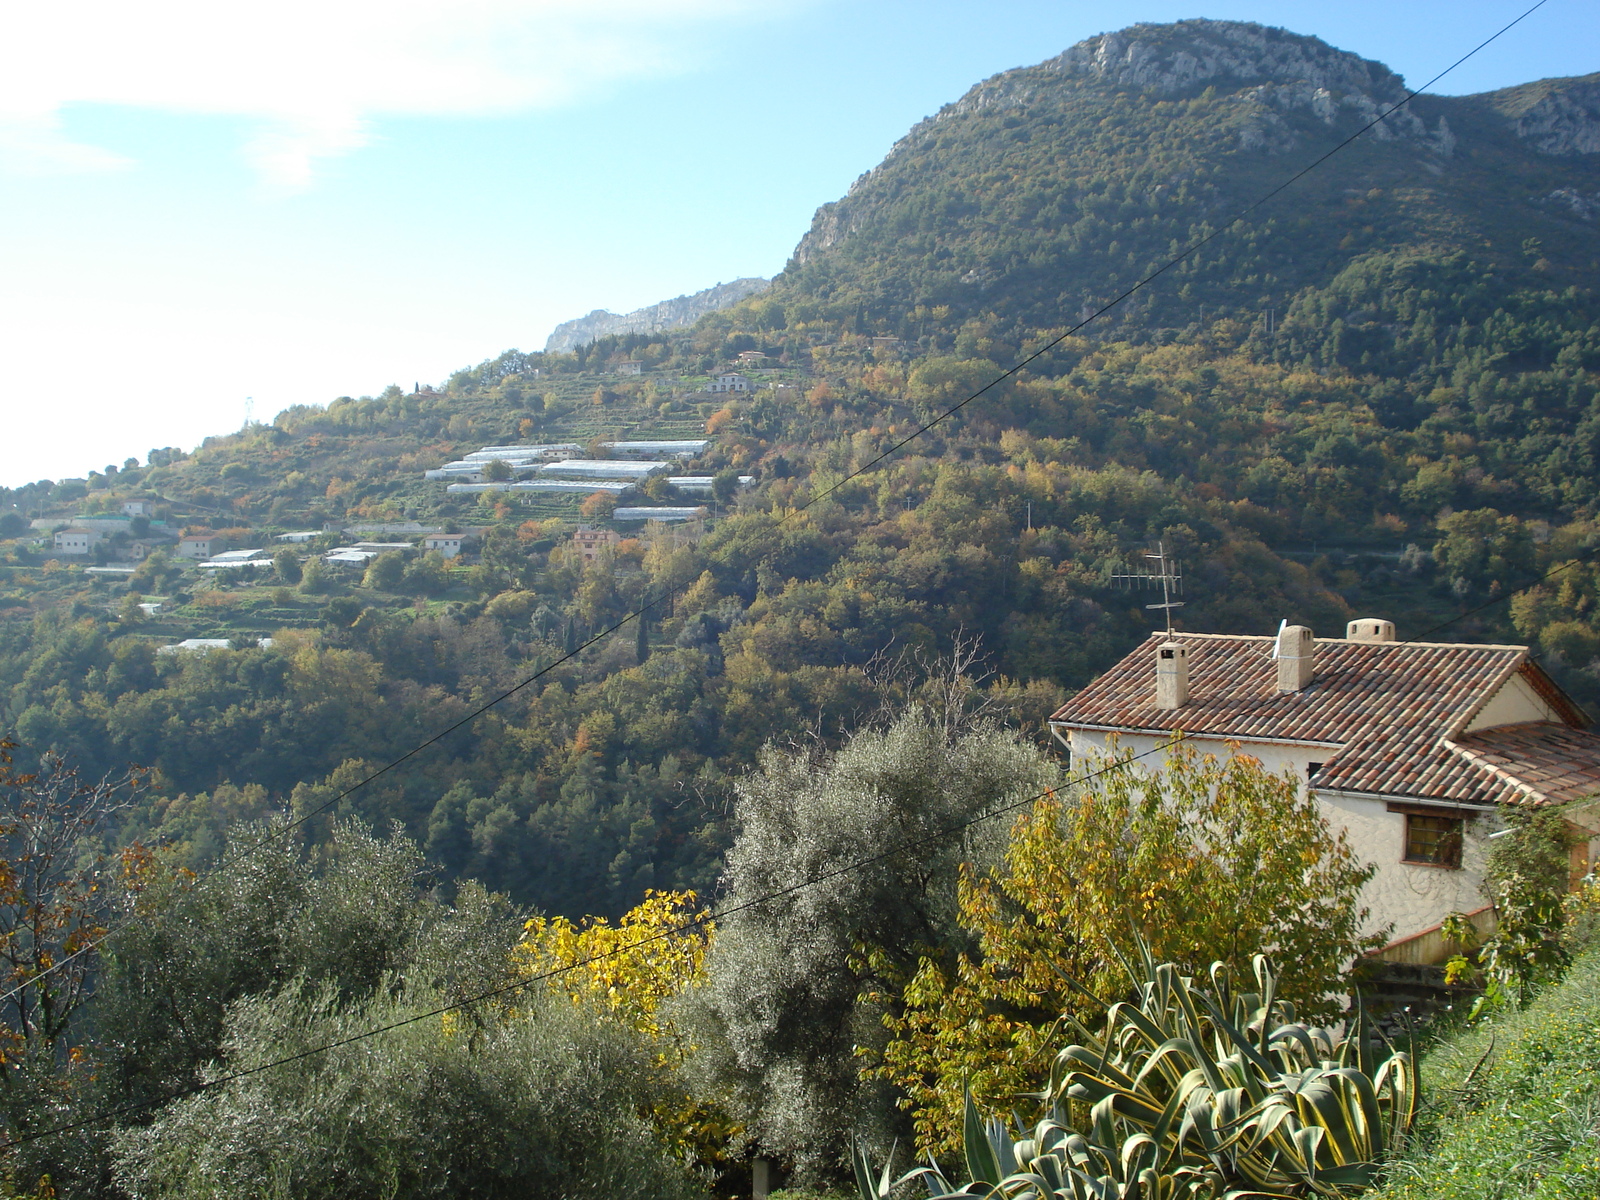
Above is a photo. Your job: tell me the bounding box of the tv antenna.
[244,396,255,426]
[1112,540,1185,636]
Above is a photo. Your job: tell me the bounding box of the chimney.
[1276,624,1315,692]
[1155,640,1190,709]
[1346,617,1396,643]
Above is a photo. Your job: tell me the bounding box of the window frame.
[1396,810,1465,869]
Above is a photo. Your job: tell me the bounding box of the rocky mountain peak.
[1043,20,1405,100]
[544,278,769,354]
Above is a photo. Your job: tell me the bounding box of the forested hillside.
[2,18,1600,926]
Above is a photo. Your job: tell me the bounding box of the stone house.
[572,525,621,565]
[705,372,752,394]
[177,532,227,559]
[1048,619,1600,965]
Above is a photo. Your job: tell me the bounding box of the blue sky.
[2,0,1595,488]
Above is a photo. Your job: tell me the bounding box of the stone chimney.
[1155,641,1190,710]
[1346,617,1396,643]
[1276,624,1315,692]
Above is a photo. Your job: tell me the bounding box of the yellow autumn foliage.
[866,742,1381,1155]
[511,890,737,1164]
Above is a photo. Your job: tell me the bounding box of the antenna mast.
[1112,540,1185,636]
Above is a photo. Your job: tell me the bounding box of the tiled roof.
[1049,632,1590,808]
[1451,722,1600,806]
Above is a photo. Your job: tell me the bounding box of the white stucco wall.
[1317,793,1494,947]
[1062,728,1494,947]
[1463,671,1562,732]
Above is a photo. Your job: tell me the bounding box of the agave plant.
[854,954,1415,1200]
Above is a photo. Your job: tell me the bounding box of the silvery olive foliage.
[112,983,707,1200]
[690,707,1061,1176]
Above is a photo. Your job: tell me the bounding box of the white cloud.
[0,0,782,187]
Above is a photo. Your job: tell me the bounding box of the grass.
[1374,950,1600,1200]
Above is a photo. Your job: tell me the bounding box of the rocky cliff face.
[543,277,769,354]
[1484,74,1600,157]
[792,20,1454,267]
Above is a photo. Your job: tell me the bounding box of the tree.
[869,742,1381,1154]
[401,549,451,596]
[129,549,180,593]
[298,555,335,595]
[272,546,303,584]
[1433,509,1534,596]
[361,550,405,591]
[693,709,1058,1177]
[483,458,513,482]
[513,890,735,1169]
[103,821,704,1200]
[711,469,740,506]
[1445,804,1577,1009]
[0,744,142,1190]
[581,492,616,521]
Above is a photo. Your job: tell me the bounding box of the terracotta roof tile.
[1049,633,1588,808]
[1450,722,1600,806]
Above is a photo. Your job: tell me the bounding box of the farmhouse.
[53,528,99,555]
[177,532,227,559]
[704,372,751,394]
[572,525,621,564]
[1049,619,1600,965]
[423,533,476,559]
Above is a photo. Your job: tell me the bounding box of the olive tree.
[688,709,1059,1178]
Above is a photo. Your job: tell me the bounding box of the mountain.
[543,277,770,353]
[769,19,1600,340]
[4,19,1600,931]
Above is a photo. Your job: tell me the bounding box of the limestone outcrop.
[544,277,769,354]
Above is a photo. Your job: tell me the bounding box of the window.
[1306,761,1324,781]
[1404,813,1464,868]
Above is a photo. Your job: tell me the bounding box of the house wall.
[1463,671,1563,731]
[1063,728,1494,951]
[1318,791,1493,949]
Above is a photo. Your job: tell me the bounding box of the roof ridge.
[1145,631,1531,651]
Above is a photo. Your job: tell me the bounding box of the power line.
[2,732,1186,1149]
[791,0,1551,516]
[0,0,1553,1067]
[13,526,1592,1150]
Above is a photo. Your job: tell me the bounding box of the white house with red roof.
[1049,619,1600,965]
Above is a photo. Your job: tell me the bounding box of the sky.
[2,0,1596,489]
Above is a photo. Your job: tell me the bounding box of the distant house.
[870,336,903,351]
[705,372,752,394]
[122,500,154,517]
[53,528,99,555]
[423,533,477,560]
[614,360,643,376]
[123,539,170,563]
[177,532,227,559]
[735,350,767,365]
[572,525,621,564]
